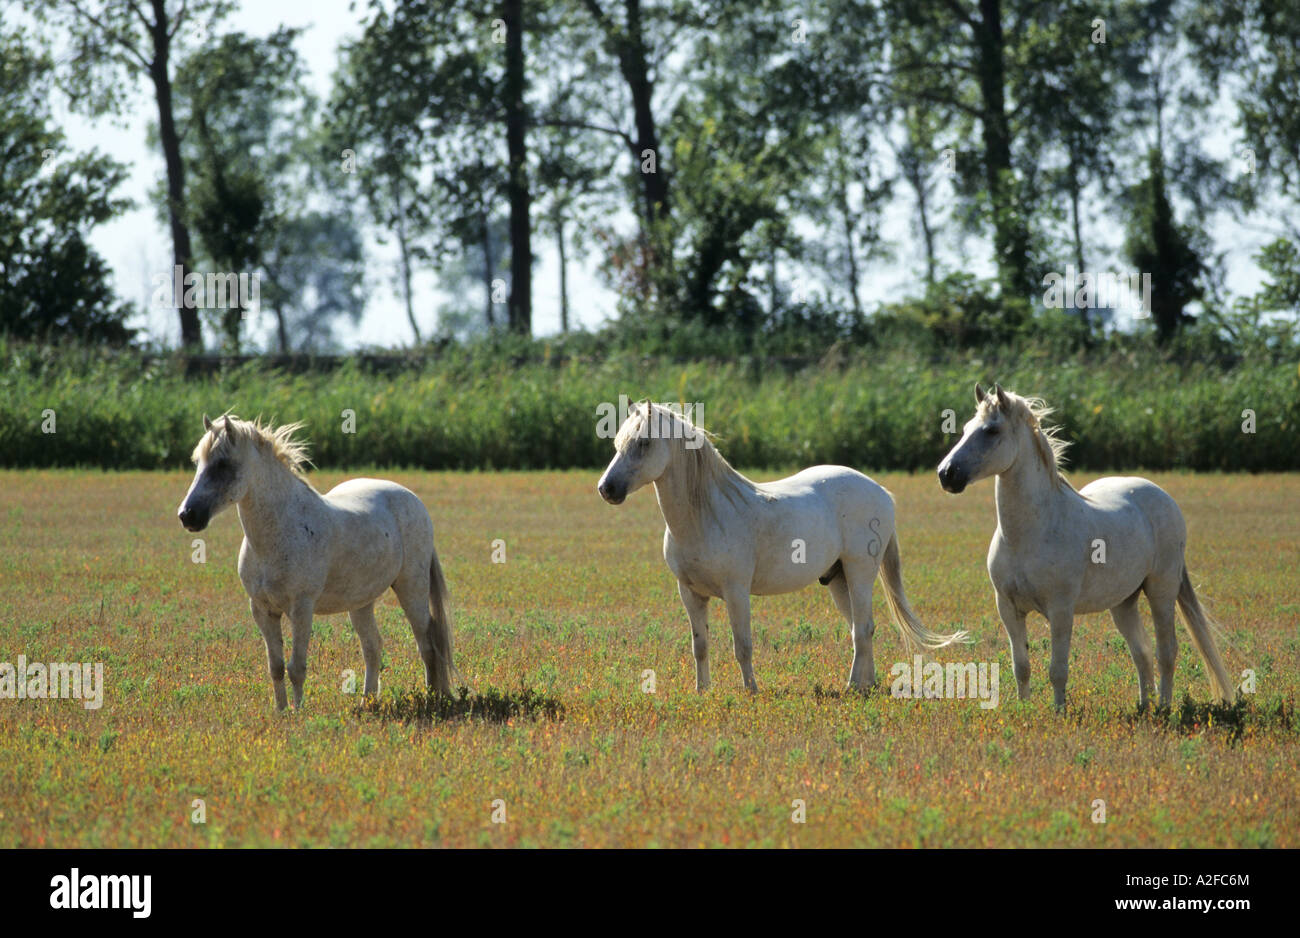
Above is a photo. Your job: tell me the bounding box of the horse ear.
[974,383,986,404]
[994,385,1009,409]
[202,414,213,432]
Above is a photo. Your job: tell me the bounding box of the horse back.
[1078,476,1185,541]
[322,478,435,551]
[765,464,892,507]
[761,465,896,563]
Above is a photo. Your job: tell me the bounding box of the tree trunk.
[274,308,289,354]
[834,150,863,314]
[622,0,667,228]
[916,170,937,288]
[581,0,669,234]
[1068,145,1087,331]
[481,204,496,330]
[1070,181,1085,275]
[898,143,937,289]
[973,0,1030,301]
[148,0,201,349]
[556,205,569,332]
[398,230,419,344]
[394,183,420,343]
[768,238,778,315]
[502,0,531,335]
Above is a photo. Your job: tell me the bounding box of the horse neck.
[235,450,314,554]
[994,430,1066,546]
[652,447,717,542]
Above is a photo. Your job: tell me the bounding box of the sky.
[39,0,1278,350]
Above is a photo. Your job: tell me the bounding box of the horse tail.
[1177,566,1235,703]
[879,531,971,651]
[428,546,459,693]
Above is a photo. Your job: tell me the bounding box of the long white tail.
[1177,566,1235,703]
[428,547,459,693]
[879,532,971,650]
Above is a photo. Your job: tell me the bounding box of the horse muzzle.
[937,463,967,494]
[597,480,626,505]
[178,505,210,531]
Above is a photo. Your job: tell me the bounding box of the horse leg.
[995,590,1031,700]
[348,602,383,698]
[722,588,758,693]
[827,573,853,637]
[286,599,315,709]
[1109,592,1153,712]
[840,563,878,692]
[251,601,288,711]
[393,574,445,694]
[1045,603,1075,710]
[1145,580,1180,709]
[678,581,711,692]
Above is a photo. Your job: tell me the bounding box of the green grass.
[1,340,1297,471]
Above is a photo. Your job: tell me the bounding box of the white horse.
[597,402,968,692]
[177,415,456,710]
[937,385,1234,710]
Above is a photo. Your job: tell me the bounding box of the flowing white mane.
[980,391,1073,490]
[193,415,313,480]
[616,402,766,520]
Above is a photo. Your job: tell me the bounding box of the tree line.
[5,0,1299,352]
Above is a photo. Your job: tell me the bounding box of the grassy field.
[0,468,1296,847]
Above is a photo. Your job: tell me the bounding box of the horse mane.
[194,414,313,480]
[616,403,767,520]
[979,391,1074,490]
